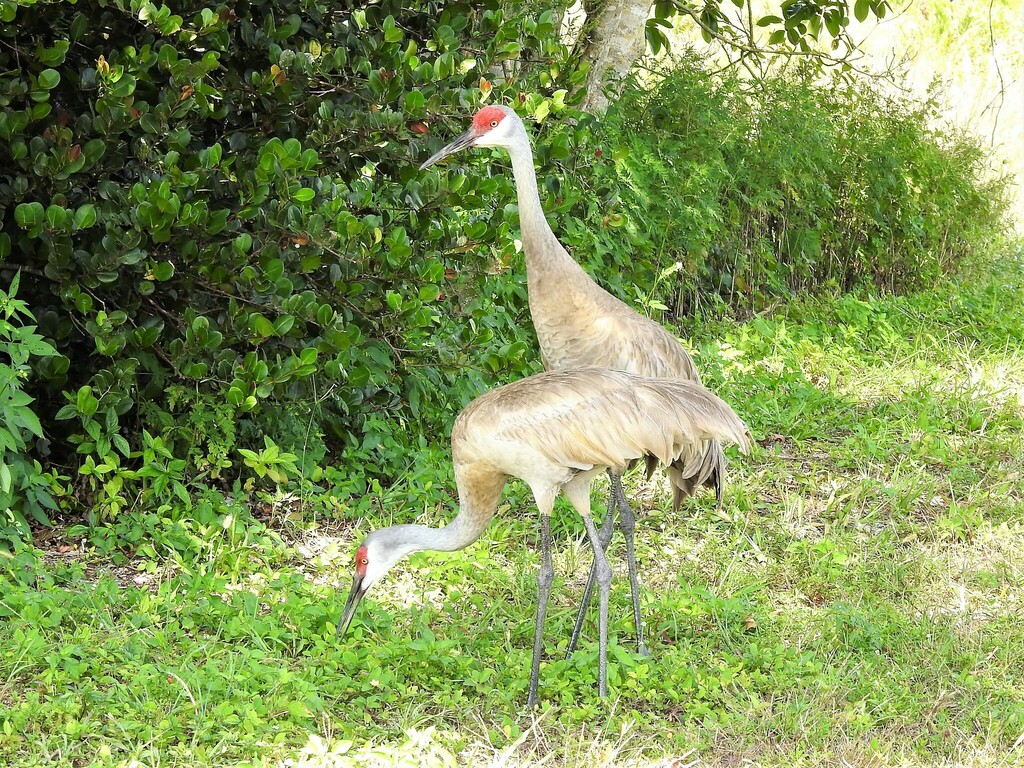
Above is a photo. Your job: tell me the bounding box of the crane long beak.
[337,574,367,637]
[419,130,477,169]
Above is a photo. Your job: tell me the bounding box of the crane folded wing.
[476,369,750,475]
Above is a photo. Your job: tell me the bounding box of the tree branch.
[671,1,880,79]
[1,264,51,281]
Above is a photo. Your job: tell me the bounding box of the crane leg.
[566,472,647,657]
[527,512,554,709]
[614,478,650,657]
[580,512,612,698]
[566,491,615,657]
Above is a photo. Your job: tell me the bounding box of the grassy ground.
[2,253,1023,767]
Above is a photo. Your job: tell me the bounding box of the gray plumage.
[337,367,751,705]
[421,105,742,660]
[423,104,720,505]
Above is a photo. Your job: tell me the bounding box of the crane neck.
[417,512,487,553]
[382,507,491,561]
[505,136,562,256]
[376,463,506,567]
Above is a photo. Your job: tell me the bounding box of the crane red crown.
[472,106,506,132]
[355,545,368,577]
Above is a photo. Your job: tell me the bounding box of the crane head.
[419,105,518,169]
[336,526,423,637]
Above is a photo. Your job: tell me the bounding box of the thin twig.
[986,0,1007,146]
[672,2,878,78]
[1,264,50,280]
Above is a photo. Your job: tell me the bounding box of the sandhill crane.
[421,105,730,656]
[337,367,751,706]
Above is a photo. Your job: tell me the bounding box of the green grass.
[3,253,1024,767]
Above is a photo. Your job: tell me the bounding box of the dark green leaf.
[73,204,98,230]
[38,69,60,89]
[15,202,44,229]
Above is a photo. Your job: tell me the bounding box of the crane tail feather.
[644,454,658,481]
[667,438,728,510]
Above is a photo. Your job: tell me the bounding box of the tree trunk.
[577,0,650,113]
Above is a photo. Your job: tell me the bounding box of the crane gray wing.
[536,301,702,383]
[465,369,750,473]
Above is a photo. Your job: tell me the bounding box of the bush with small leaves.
[556,58,1010,318]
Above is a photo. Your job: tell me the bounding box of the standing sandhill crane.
[421,105,729,655]
[337,367,751,706]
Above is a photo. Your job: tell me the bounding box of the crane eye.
[490,119,499,127]
[359,558,368,565]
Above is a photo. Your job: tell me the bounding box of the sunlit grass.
[2,256,1023,767]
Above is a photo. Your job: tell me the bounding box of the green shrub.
[0,4,1011,535]
[0,0,575,520]
[557,57,1011,316]
[0,272,64,544]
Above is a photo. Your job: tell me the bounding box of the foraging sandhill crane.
[421,105,730,656]
[337,367,751,706]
